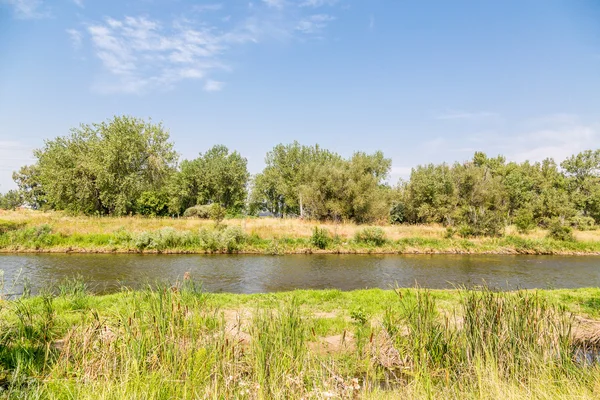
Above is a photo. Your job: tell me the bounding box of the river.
[0,253,599,295]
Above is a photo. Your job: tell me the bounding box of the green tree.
[168,145,249,214]
[33,116,177,215]
[12,165,45,209]
[0,190,23,210]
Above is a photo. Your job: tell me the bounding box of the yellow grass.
[2,209,600,243]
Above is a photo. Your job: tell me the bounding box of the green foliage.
[250,142,392,223]
[0,219,23,234]
[182,204,212,218]
[389,202,407,224]
[12,165,45,209]
[33,115,178,216]
[310,226,331,249]
[168,145,249,214]
[569,215,596,231]
[353,226,387,246]
[136,190,169,216]
[209,203,226,224]
[0,189,23,210]
[513,207,536,234]
[547,219,576,242]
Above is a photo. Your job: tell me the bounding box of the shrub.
[183,205,212,219]
[354,227,387,246]
[221,226,247,253]
[136,191,169,216]
[546,219,575,242]
[209,204,226,224]
[569,215,596,231]
[198,226,247,253]
[389,202,407,224]
[310,227,331,249]
[0,220,23,234]
[513,208,536,234]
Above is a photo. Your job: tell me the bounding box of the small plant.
[310,226,331,249]
[354,227,387,246]
[547,218,576,242]
[513,207,536,234]
[209,203,226,225]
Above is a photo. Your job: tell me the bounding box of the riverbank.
[2,210,600,255]
[1,285,600,399]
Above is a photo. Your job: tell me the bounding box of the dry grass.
[0,209,449,239]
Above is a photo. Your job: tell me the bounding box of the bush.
[198,226,247,253]
[136,191,169,216]
[569,215,596,231]
[513,208,536,234]
[183,205,212,219]
[546,219,575,242]
[389,202,407,224]
[209,204,226,224]
[457,207,505,238]
[354,227,387,246]
[310,227,331,249]
[0,220,23,234]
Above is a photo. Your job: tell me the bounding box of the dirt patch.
[572,316,600,347]
[309,331,356,354]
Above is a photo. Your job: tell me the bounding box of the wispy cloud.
[76,1,341,94]
[86,16,246,94]
[300,0,339,7]
[2,0,49,19]
[72,0,83,8]
[296,14,335,34]
[204,79,224,92]
[193,3,223,13]
[262,0,285,9]
[435,111,498,121]
[66,29,83,49]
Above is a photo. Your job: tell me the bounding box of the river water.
[0,253,599,295]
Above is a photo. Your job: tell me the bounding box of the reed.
[0,280,599,398]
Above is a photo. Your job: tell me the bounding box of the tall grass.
[0,284,599,398]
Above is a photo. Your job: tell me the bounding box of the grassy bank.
[1,283,600,399]
[2,210,600,255]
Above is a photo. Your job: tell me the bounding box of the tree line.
[1,116,599,236]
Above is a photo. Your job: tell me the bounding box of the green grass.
[1,284,600,399]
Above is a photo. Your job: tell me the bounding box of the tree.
[12,165,45,209]
[0,190,23,210]
[33,116,178,215]
[251,143,392,223]
[561,150,600,222]
[169,145,249,214]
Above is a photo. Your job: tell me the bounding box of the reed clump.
[0,281,599,398]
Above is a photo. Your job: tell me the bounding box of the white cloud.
[86,16,253,94]
[300,0,338,7]
[72,0,83,8]
[204,79,225,92]
[262,0,285,9]
[435,111,498,121]
[2,0,49,19]
[295,13,335,34]
[193,3,222,12]
[78,1,342,94]
[66,29,83,49]
[509,125,598,164]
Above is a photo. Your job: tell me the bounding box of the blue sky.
[1,0,599,191]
